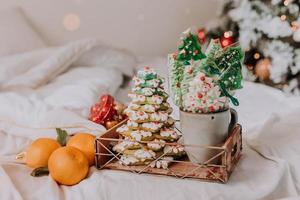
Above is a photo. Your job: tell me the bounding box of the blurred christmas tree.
[204,0,300,95]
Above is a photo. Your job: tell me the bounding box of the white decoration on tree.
[288,3,299,15]
[291,49,300,75]
[293,29,300,42]
[229,0,260,49]
[208,0,300,95]
[257,15,292,38]
[263,40,294,83]
[271,0,281,5]
[283,79,300,96]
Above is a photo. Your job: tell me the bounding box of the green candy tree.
[169,29,244,110]
[176,29,206,65]
[199,40,243,106]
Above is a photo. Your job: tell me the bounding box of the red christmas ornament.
[220,35,234,48]
[89,94,117,125]
[197,28,206,44]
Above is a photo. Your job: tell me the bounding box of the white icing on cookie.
[123,107,134,116]
[127,103,158,113]
[113,140,140,152]
[141,88,155,96]
[130,130,152,141]
[147,139,166,151]
[132,87,155,96]
[132,86,141,92]
[134,149,155,161]
[147,79,161,88]
[160,128,180,140]
[129,110,149,121]
[150,95,164,104]
[142,104,157,112]
[116,125,129,133]
[164,145,185,155]
[150,156,174,169]
[120,155,139,165]
[133,76,145,86]
[150,112,168,122]
[141,122,163,131]
[137,67,157,78]
[128,93,146,103]
[127,103,140,110]
[127,120,139,128]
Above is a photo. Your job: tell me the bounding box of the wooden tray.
[95,120,242,183]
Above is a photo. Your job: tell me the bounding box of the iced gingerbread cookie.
[124,109,169,123]
[137,66,158,80]
[119,149,156,166]
[147,95,166,104]
[150,156,174,169]
[119,155,142,165]
[128,103,158,113]
[120,155,151,166]
[126,117,174,131]
[126,120,164,132]
[163,145,185,157]
[128,102,172,113]
[124,109,149,122]
[113,140,141,153]
[140,122,164,132]
[116,125,130,134]
[156,128,181,141]
[133,76,164,88]
[126,120,139,129]
[121,130,154,141]
[149,111,169,122]
[128,93,165,105]
[128,94,146,104]
[134,149,156,160]
[147,139,166,151]
[133,87,168,99]
[132,87,155,96]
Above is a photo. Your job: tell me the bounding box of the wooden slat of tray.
[102,158,227,182]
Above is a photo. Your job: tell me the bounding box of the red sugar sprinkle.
[197,93,203,99]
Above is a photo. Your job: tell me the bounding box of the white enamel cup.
[179,108,237,163]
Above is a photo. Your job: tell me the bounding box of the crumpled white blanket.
[1,48,300,200]
[0,38,138,199]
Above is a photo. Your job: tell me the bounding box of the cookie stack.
[113,67,185,169]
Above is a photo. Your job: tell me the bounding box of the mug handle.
[228,108,238,136]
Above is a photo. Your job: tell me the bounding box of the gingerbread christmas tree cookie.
[113,67,185,168]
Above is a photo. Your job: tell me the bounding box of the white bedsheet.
[1,53,300,200]
[0,39,135,163]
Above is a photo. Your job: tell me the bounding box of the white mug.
[179,108,237,164]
